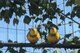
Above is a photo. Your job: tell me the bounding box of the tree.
[0,0,80,53]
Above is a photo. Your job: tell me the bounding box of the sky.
[0,0,80,53]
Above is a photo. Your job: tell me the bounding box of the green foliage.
[43,14,49,21]
[13,18,19,25]
[72,36,80,44]
[0,0,26,23]
[35,18,42,22]
[64,33,72,38]
[66,0,75,6]
[28,0,41,15]
[78,49,80,53]
[78,24,80,28]
[45,21,58,29]
[0,0,79,26]
[63,36,80,45]
[53,50,57,53]
[6,47,18,53]
[75,0,80,6]
[0,0,80,52]
[23,15,31,24]
[19,47,26,53]
[0,50,2,53]
[5,40,26,53]
[42,49,47,53]
[60,14,65,21]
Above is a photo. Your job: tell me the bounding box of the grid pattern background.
[0,0,80,53]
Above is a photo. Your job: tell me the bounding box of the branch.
[61,13,80,25]
[0,43,80,49]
